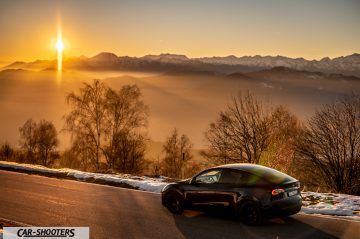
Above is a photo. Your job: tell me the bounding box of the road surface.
[0,170,359,239]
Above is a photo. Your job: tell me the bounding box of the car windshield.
[195,169,221,184]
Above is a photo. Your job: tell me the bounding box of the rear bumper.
[265,194,302,217]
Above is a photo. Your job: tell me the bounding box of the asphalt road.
[0,170,359,239]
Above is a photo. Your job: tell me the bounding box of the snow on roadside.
[0,161,167,193]
[300,192,360,220]
[1,161,360,220]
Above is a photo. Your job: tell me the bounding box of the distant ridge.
[2,52,360,77]
[90,52,119,63]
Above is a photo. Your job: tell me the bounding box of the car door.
[184,169,223,205]
[215,169,244,206]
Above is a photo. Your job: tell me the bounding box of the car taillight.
[271,188,285,196]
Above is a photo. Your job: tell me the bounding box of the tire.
[165,192,184,214]
[238,201,262,226]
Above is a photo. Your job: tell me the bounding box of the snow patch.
[261,82,275,89]
[300,192,360,220]
[0,161,167,193]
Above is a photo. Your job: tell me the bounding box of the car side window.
[195,169,222,184]
[243,173,267,186]
[218,169,244,185]
[234,170,267,186]
[218,169,265,186]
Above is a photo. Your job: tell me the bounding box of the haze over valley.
[1,52,359,153]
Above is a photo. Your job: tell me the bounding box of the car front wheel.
[165,192,184,214]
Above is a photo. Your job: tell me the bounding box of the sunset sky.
[0,0,359,64]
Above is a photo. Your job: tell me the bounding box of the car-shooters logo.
[3,227,89,239]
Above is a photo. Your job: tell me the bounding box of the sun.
[55,38,64,72]
[56,39,64,53]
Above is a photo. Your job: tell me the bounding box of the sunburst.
[55,36,64,71]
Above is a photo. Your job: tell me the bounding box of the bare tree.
[162,128,193,178]
[36,120,59,166]
[64,79,107,170]
[75,135,97,171]
[64,80,149,172]
[19,119,59,166]
[0,142,14,161]
[203,92,270,165]
[109,130,147,174]
[59,149,82,170]
[297,94,360,194]
[150,155,162,177]
[260,106,302,174]
[19,119,38,164]
[104,85,149,170]
[63,135,96,171]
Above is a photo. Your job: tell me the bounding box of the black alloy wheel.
[165,192,184,214]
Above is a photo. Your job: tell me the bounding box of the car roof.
[213,163,274,171]
[212,163,296,184]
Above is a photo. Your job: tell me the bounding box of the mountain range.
[2,52,360,77]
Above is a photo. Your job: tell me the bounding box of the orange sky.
[0,0,359,64]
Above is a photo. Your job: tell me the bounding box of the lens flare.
[56,39,64,52]
[56,37,64,72]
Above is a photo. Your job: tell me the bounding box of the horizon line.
[2,52,359,66]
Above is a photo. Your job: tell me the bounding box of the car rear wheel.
[239,201,262,226]
[165,192,184,214]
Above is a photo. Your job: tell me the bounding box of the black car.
[161,163,302,225]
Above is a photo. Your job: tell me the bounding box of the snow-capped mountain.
[197,54,360,76]
[143,53,189,63]
[2,53,360,77]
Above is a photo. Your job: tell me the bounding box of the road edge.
[0,165,138,191]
